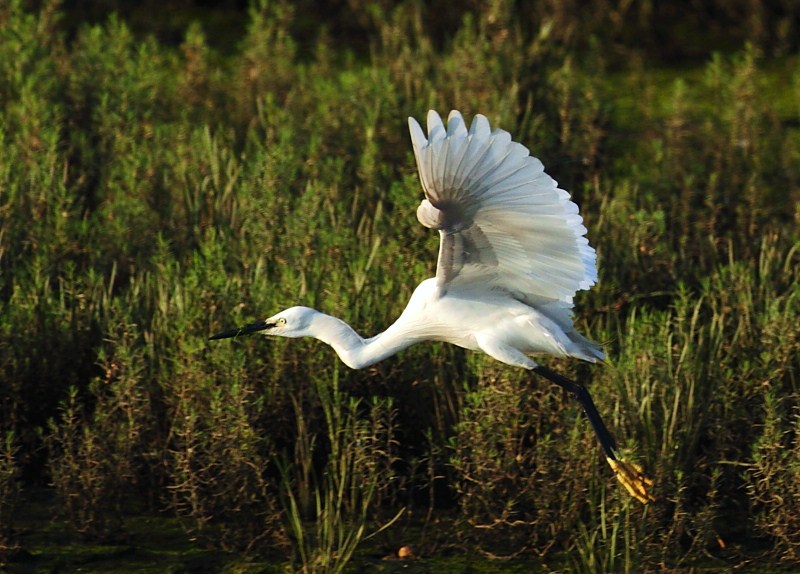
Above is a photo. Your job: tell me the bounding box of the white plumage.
[410,110,596,304]
[210,110,654,504]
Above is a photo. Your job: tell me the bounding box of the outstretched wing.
[408,110,596,305]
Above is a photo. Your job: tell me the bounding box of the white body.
[279,278,602,370]
[219,110,604,372]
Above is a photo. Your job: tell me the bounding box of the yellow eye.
[277,317,287,326]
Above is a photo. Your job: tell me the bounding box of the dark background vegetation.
[1,0,799,572]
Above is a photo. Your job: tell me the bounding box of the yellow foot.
[607,456,656,504]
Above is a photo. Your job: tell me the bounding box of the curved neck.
[309,312,417,370]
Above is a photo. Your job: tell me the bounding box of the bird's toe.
[607,457,656,504]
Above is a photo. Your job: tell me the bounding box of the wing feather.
[408,110,597,305]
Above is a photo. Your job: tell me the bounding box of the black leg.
[533,364,656,503]
[533,365,618,461]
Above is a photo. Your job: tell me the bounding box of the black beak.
[209,319,273,340]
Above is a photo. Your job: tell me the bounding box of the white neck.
[308,311,418,369]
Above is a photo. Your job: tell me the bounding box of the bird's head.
[209,306,317,340]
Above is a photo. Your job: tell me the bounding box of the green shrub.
[0,432,21,560]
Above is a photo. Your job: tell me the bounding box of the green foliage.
[0,431,21,560]
[164,356,286,554]
[449,364,598,556]
[747,391,800,560]
[0,0,799,571]
[46,386,126,540]
[282,372,400,573]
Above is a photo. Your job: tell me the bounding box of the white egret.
[211,110,654,503]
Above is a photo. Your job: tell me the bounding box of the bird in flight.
[211,110,654,503]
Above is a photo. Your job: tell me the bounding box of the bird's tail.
[567,329,606,363]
